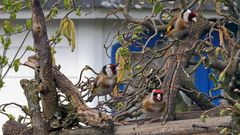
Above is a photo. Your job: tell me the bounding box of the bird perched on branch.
[164,9,197,40]
[86,64,118,102]
[142,89,166,117]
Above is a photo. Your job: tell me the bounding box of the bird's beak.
[192,17,197,23]
[116,67,120,71]
[156,94,161,100]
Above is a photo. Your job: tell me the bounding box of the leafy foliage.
[152,1,163,16]
[200,114,208,123]
[7,114,16,121]
[0,79,4,88]
[26,19,32,29]
[13,59,20,72]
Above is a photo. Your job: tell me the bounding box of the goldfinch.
[142,89,166,117]
[165,9,197,39]
[86,64,118,102]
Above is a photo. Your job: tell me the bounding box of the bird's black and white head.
[182,9,197,23]
[102,64,118,77]
[149,89,164,103]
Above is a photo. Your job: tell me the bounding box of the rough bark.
[174,110,219,120]
[161,16,214,120]
[20,79,48,135]
[53,69,113,127]
[181,76,214,110]
[161,47,187,120]
[24,58,113,128]
[31,0,58,119]
[49,116,231,135]
[2,120,32,135]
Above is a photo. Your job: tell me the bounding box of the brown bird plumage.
[142,89,166,117]
[86,64,117,102]
[165,9,197,39]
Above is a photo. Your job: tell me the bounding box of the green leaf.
[4,38,12,49]
[0,36,4,43]
[3,20,15,34]
[152,2,163,16]
[55,36,62,43]
[0,55,8,67]
[200,114,208,123]
[0,78,4,88]
[135,65,142,70]
[10,12,17,20]
[119,47,131,70]
[13,59,20,72]
[114,102,124,110]
[209,73,218,87]
[22,105,29,114]
[218,71,226,83]
[16,24,23,33]
[234,103,240,110]
[219,128,228,134]
[48,6,59,20]
[64,0,70,9]
[219,109,226,117]
[26,46,36,51]
[26,19,32,29]
[132,34,139,40]
[134,25,142,33]
[7,114,15,121]
[117,35,124,45]
[18,115,24,123]
[75,8,81,16]
[26,0,31,8]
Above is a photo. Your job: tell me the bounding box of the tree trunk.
[20,79,48,135]
[31,0,58,119]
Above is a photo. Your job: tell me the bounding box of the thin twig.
[2,30,31,79]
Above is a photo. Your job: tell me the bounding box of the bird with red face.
[165,9,197,39]
[142,89,166,118]
[86,64,118,102]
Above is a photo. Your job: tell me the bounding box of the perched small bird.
[165,9,197,39]
[86,64,118,102]
[142,89,166,117]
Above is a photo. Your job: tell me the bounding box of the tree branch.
[24,57,114,128]
[50,116,231,135]
[31,0,58,119]
[123,0,165,31]
[20,79,48,135]
[53,69,114,128]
